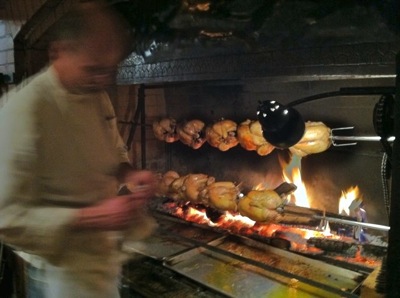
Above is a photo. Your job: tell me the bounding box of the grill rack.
[122,209,381,297]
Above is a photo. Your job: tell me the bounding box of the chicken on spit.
[156,170,180,197]
[176,119,207,149]
[238,189,285,223]
[206,119,239,151]
[182,173,216,204]
[289,121,331,157]
[157,171,215,204]
[200,181,240,212]
[156,171,293,223]
[237,119,275,156]
[156,172,239,211]
[152,118,179,143]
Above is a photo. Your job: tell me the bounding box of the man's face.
[53,39,124,94]
[51,4,130,94]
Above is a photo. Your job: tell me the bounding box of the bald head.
[50,1,132,93]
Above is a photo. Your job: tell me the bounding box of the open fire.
[155,160,387,269]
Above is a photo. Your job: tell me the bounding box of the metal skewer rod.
[313,215,390,232]
[281,208,390,231]
[330,127,395,146]
[331,136,395,142]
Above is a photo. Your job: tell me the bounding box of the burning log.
[307,237,356,253]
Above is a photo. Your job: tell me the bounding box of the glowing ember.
[160,201,383,268]
[168,202,341,246]
[222,212,256,227]
[186,206,214,225]
[338,186,361,216]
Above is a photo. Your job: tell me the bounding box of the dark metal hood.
[115,0,400,60]
[13,0,400,83]
[112,0,400,84]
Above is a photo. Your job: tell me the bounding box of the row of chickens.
[156,170,287,223]
[152,117,331,157]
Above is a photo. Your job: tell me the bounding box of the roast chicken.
[200,181,240,212]
[168,175,188,201]
[237,189,285,222]
[206,119,239,151]
[176,119,207,149]
[156,170,180,197]
[289,121,331,157]
[153,117,331,157]
[156,172,238,211]
[182,173,216,204]
[156,171,289,223]
[237,119,275,156]
[157,171,215,203]
[152,118,179,143]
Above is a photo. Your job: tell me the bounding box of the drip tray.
[122,214,370,297]
[122,217,222,260]
[121,256,227,298]
[163,235,366,298]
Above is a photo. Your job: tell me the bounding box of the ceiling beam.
[14,0,79,49]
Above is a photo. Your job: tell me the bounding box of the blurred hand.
[72,193,148,231]
[72,170,157,231]
[124,170,157,200]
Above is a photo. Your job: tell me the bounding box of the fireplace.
[108,0,400,296]
[5,0,399,297]
[116,45,398,298]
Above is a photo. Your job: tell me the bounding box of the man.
[0,2,156,297]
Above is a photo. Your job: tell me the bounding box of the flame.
[163,201,384,268]
[278,154,311,208]
[282,167,310,208]
[168,202,339,243]
[322,221,331,236]
[338,186,361,216]
[253,183,265,190]
[181,205,256,230]
[186,206,218,226]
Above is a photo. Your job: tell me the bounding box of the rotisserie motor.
[205,119,239,151]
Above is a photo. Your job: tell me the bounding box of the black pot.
[257,100,305,149]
